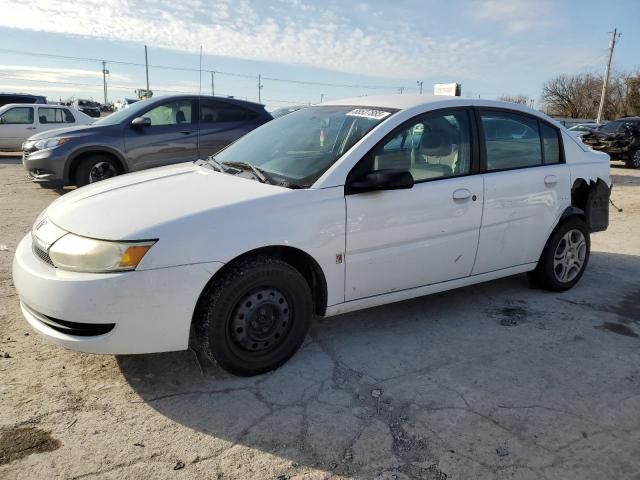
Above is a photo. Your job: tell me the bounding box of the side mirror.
[348,169,414,194]
[131,117,151,128]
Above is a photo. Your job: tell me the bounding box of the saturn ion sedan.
[13,95,611,376]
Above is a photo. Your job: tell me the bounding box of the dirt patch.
[486,304,529,326]
[595,322,639,338]
[0,427,60,465]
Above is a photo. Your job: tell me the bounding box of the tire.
[625,149,640,169]
[530,217,590,292]
[74,154,120,187]
[194,256,313,376]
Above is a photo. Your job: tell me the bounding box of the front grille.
[32,243,54,266]
[23,303,115,337]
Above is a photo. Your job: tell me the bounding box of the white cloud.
[0,65,130,83]
[469,0,556,33]
[0,0,594,86]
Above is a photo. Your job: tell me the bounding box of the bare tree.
[498,94,532,105]
[541,71,640,120]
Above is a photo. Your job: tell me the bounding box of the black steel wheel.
[194,256,313,376]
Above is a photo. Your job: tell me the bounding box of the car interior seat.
[39,115,47,124]
[176,110,186,124]
[413,118,455,179]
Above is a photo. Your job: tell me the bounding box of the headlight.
[48,234,156,273]
[33,137,70,151]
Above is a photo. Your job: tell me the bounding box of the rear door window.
[0,106,34,124]
[480,111,542,170]
[38,107,76,124]
[200,100,257,123]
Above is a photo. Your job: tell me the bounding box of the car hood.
[27,124,106,140]
[46,162,288,240]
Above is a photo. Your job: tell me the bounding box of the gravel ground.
[1,156,639,480]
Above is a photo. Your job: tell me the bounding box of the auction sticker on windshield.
[346,108,392,120]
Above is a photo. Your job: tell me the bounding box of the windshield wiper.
[222,161,269,184]
[206,156,228,173]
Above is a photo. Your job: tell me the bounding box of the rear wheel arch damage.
[569,177,611,232]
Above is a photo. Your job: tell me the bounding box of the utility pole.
[258,74,263,103]
[398,87,405,94]
[101,61,108,104]
[144,45,150,92]
[416,81,423,95]
[211,71,215,96]
[597,28,621,124]
[320,93,325,104]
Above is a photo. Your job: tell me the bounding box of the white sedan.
[13,95,611,376]
[0,103,94,151]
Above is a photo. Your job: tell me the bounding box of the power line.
[0,72,306,104]
[0,47,411,91]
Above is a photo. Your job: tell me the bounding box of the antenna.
[197,45,202,158]
[199,45,203,96]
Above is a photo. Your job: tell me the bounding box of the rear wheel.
[529,217,590,292]
[194,256,313,376]
[625,149,640,169]
[74,154,120,187]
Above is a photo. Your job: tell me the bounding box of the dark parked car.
[582,117,640,168]
[0,93,47,108]
[72,99,102,118]
[22,95,273,187]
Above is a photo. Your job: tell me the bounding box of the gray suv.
[22,95,272,187]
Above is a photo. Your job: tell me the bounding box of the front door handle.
[26,127,36,130]
[544,174,558,186]
[180,130,192,135]
[453,188,471,200]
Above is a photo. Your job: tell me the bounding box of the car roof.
[610,116,640,122]
[0,103,62,110]
[321,94,564,126]
[0,92,45,97]
[322,94,535,113]
[149,94,266,110]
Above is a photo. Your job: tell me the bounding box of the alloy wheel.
[553,229,587,283]
[88,161,118,183]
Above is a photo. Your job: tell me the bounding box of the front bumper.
[12,234,223,354]
[22,146,69,186]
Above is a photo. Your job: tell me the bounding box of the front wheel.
[194,256,313,376]
[529,217,590,292]
[74,155,120,187]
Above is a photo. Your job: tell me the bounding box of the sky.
[0,0,638,110]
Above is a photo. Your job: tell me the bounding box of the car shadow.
[116,250,640,477]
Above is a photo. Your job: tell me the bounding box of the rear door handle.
[26,127,36,130]
[544,174,558,186]
[453,188,471,200]
[180,130,192,135]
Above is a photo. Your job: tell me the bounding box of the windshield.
[599,121,621,134]
[93,98,154,126]
[214,105,396,187]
